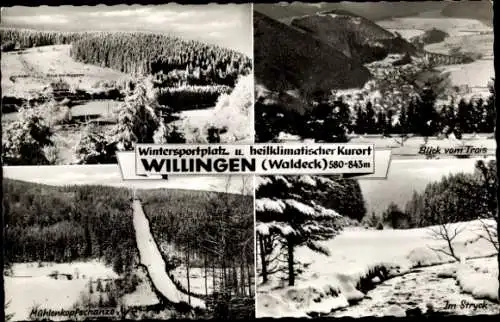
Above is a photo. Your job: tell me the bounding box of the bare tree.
[427,223,466,261]
[476,219,499,252]
[257,233,286,283]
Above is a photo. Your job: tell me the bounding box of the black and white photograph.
[1,4,253,166]
[256,157,499,318]
[254,1,495,156]
[3,166,255,320]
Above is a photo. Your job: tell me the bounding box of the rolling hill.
[254,2,447,24]
[290,10,418,63]
[254,10,371,112]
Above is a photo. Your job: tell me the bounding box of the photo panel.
[253,1,495,159]
[3,165,255,320]
[255,157,498,318]
[1,4,253,166]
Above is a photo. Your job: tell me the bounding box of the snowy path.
[330,259,500,317]
[132,200,205,309]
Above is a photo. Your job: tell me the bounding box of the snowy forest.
[139,183,254,318]
[3,179,136,269]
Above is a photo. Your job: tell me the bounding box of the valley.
[254,6,495,146]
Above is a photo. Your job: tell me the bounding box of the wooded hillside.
[3,179,253,280]
[1,28,252,87]
[3,179,135,274]
[70,33,251,86]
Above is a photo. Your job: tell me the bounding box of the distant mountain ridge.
[254,2,448,24]
[291,10,418,64]
[254,10,372,113]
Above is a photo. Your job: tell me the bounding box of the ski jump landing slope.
[132,200,206,309]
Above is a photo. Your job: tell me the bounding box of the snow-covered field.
[1,45,128,99]
[425,33,494,58]
[256,220,499,318]
[4,261,118,321]
[377,14,491,38]
[436,60,494,96]
[386,28,424,40]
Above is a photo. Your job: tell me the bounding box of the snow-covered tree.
[255,175,344,286]
[202,74,253,143]
[111,79,161,150]
[74,124,116,164]
[2,107,54,165]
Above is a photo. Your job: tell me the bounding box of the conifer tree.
[484,80,496,133]
[365,102,376,134]
[255,176,344,286]
[456,98,470,134]
[376,111,387,135]
[354,103,366,135]
[112,79,161,150]
[418,84,438,137]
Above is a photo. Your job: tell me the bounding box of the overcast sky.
[3,165,253,195]
[0,4,252,56]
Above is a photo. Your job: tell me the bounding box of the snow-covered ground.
[4,261,118,321]
[256,220,498,318]
[121,266,160,307]
[331,258,499,317]
[386,28,425,40]
[132,200,205,309]
[456,257,499,302]
[378,10,493,97]
[171,266,216,296]
[436,60,494,96]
